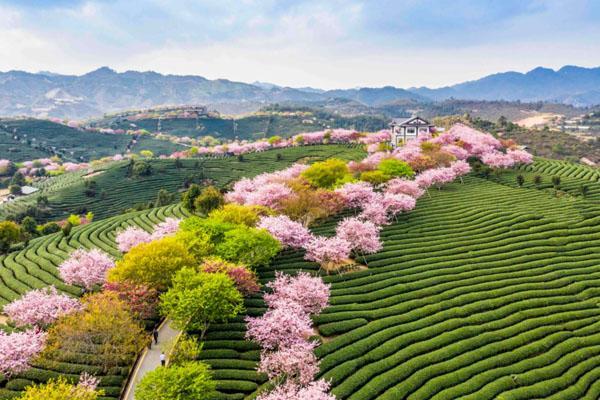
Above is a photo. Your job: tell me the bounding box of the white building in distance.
[390,116,435,147]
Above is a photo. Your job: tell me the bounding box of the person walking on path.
[152,327,159,345]
[159,352,166,367]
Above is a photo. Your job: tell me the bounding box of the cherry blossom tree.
[304,236,352,269]
[382,193,416,218]
[59,248,115,289]
[258,341,319,385]
[507,149,534,164]
[150,218,181,240]
[245,302,313,350]
[358,200,390,225]
[0,328,46,377]
[115,226,152,253]
[450,160,472,183]
[258,215,314,249]
[3,287,81,328]
[245,183,294,210]
[264,272,330,315]
[256,379,336,400]
[335,217,382,255]
[385,178,425,199]
[334,181,377,209]
[481,151,515,169]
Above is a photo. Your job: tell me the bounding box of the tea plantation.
[193,159,600,400]
[0,144,365,222]
[0,203,190,399]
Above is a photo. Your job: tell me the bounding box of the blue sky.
[0,0,599,88]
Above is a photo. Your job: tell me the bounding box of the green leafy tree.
[377,159,414,179]
[169,335,203,365]
[181,184,202,211]
[21,216,37,237]
[38,222,61,235]
[215,226,281,267]
[135,361,215,400]
[516,174,525,187]
[11,171,26,186]
[551,175,561,189]
[62,222,73,237]
[208,204,271,227]
[140,150,154,158]
[193,186,224,216]
[0,221,23,253]
[9,184,22,195]
[534,175,543,188]
[180,217,235,244]
[108,237,196,290]
[580,184,589,197]
[174,230,214,263]
[131,160,153,177]
[301,158,351,189]
[160,269,244,340]
[155,189,175,207]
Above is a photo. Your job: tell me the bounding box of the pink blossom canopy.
[115,226,152,252]
[3,286,81,328]
[264,272,330,316]
[0,329,47,377]
[59,248,115,289]
[258,216,314,249]
[335,217,382,254]
[304,236,352,265]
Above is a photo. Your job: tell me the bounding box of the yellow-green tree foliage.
[301,158,351,189]
[108,236,196,289]
[44,292,147,373]
[18,377,102,400]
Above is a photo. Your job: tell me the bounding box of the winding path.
[122,319,181,400]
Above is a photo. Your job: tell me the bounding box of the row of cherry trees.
[246,272,335,400]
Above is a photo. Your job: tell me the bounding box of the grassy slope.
[195,159,600,400]
[0,145,366,222]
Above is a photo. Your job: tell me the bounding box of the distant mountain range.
[0,65,599,118]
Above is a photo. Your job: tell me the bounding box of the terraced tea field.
[0,204,190,400]
[196,159,600,400]
[0,144,365,222]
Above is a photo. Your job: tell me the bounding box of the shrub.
[134,361,215,400]
[516,174,525,187]
[38,222,60,235]
[377,159,414,179]
[215,226,281,267]
[194,186,224,216]
[0,221,23,253]
[108,237,196,290]
[301,158,351,189]
[160,269,244,340]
